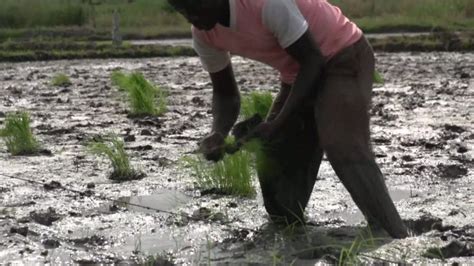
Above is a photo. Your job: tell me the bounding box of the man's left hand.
[250,121,279,140]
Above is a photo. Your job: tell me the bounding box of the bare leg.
[316,37,408,238]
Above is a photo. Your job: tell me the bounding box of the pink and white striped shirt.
[192,0,362,85]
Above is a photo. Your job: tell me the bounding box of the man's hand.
[248,121,279,141]
[199,132,226,161]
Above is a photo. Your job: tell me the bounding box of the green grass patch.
[0,39,196,62]
[51,73,72,87]
[0,0,188,41]
[110,71,166,117]
[1,0,474,44]
[368,32,474,52]
[331,0,474,33]
[0,112,40,155]
[88,135,144,181]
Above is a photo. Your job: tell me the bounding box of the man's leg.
[316,38,408,238]
[257,84,323,224]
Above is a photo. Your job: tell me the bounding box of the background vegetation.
[0,0,473,41]
[0,0,472,61]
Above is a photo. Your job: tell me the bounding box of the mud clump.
[10,226,28,237]
[124,134,136,142]
[444,124,466,134]
[110,171,146,182]
[43,181,62,191]
[29,207,61,226]
[191,207,227,223]
[457,144,468,154]
[401,92,425,110]
[437,164,468,179]
[424,240,474,259]
[405,214,443,235]
[71,235,108,247]
[43,239,60,249]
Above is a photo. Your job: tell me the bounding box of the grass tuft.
[0,112,40,155]
[88,135,144,181]
[110,71,166,117]
[51,73,72,87]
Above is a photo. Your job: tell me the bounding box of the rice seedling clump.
[51,73,72,87]
[240,91,273,120]
[0,112,40,155]
[88,136,144,181]
[183,148,255,197]
[374,70,385,85]
[110,71,166,117]
[181,91,275,197]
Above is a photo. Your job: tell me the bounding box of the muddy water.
[0,52,473,264]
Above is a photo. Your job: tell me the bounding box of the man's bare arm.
[209,64,240,137]
[271,30,324,128]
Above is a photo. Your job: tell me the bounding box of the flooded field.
[0,52,472,264]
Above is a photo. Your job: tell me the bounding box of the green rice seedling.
[182,148,255,197]
[0,112,40,155]
[128,73,167,116]
[423,246,446,261]
[374,70,385,85]
[88,135,143,181]
[337,227,376,266]
[181,92,274,197]
[110,70,130,92]
[240,91,273,119]
[110,71,167,116]
[51,73,72,87]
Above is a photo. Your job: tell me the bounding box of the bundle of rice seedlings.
[183,149,255,197]
[182,91,275,197]
[240,91,273,120]
[51,73,72,87]
[110,70,130,91]
[0,112,40,155]
[110,71,167,116]
[374,70,385,85]
[88,136,144,181]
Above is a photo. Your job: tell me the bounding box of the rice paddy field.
[0,51,472,264]
[0,0,473,265]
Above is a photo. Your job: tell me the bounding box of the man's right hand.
[199,132,225,162]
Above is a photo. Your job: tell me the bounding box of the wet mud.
[0,52,473,264]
